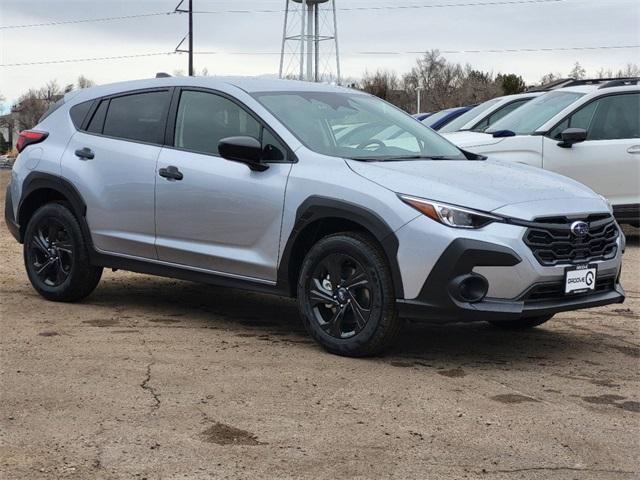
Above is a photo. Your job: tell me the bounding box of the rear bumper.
[4,184,20,242]
[396,238,625,323]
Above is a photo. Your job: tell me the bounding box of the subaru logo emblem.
[571,221,589,238]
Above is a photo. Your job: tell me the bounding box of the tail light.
[16,130,49,153]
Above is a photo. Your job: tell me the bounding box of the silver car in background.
[5,76,625,356]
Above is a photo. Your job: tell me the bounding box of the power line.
[0,12,175,30]
[2,44,637,68]
[0,0,563,29]
[194,0,564,14]
[0,52,177,67]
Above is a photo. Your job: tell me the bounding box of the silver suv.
[5,76,626,356]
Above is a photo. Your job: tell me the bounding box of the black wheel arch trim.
[277,196,404,298]
[16,172,91,245]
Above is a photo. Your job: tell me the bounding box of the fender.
[277,196,404,298]
[17,172,91,245]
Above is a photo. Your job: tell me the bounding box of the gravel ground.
[1,170,638,479]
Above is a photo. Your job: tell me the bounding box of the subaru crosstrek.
[5,76,626,356]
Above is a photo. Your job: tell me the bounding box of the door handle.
[627,145,640,154]
[159,165,183,181]
[75,147,95,160]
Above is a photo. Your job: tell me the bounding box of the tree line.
[358,51,639,113]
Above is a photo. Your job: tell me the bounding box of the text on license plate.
[565,264,597,294]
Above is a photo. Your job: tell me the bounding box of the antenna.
[279,0,341,83]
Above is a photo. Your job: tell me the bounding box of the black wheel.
[297,232,401,357]
[489,314,554,330]
[24,203,102,302]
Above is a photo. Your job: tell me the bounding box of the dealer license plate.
[564,264,597,294]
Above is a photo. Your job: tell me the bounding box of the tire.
[489,314,554,330]
[297,232,401,357]
[23,203,103,302]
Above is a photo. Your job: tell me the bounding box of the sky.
[1,0,639,110]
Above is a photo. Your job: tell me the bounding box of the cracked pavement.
[0,170,638,479]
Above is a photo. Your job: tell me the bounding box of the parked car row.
[420,78,639,226]
[3,75,631,356]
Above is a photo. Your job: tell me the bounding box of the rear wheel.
[297,232,401,357]
[489,314,554,330]
[24,203,102,302]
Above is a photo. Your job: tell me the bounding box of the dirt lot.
[0,169,638,480]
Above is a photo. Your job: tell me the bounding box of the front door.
[543,92,640,206]
[155,89,292,282]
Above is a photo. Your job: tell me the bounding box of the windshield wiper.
[377,155,462,161]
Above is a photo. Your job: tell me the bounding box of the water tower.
[279,0,341,83]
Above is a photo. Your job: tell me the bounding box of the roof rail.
[528,77,640,92]
[598,78,639,89]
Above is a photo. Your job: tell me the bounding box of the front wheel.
[297,232,401,357]
[489,314,554,330]
[23,203,103,302]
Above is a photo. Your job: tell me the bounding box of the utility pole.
[175,0,194,76]
[416,87,423,114]
[188,0,193,76]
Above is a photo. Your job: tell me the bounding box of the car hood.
[346,158,599,214]
[442,131,505,148]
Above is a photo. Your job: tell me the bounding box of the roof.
[65,75,357,105]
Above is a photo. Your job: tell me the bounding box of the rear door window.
[86,100,109,134]
[102,90,170,144]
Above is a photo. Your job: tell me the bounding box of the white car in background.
[438,92,542,134]
[443,80,640,226]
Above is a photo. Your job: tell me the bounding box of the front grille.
[523,214,619,266]
[522,276,616,302]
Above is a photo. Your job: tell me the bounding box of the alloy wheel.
[307,253,374,339]
[27,217,74,287]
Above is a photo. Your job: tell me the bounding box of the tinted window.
[549,100,598,139]
[262,129,286,161]
[174,90,261,155]
[102,91,169,144]
[70,100,93,129]
[471,98,530,132]
[86,100,109,134]
[587,93,640,140]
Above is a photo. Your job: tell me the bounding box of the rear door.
[542,92,640,205]
[154,88,292,282]
[61,89,171,259]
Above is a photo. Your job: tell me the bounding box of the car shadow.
[87,274,623,368]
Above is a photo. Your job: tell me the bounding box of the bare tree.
[77,75,95,89]
[568,62,586,80]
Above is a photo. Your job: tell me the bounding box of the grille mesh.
[524,214,618,266]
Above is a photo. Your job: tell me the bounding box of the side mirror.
[491,129,516,138]
[218,136,269,172]
[557,128,587,148]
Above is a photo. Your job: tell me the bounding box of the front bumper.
[4,183,20,242]
[396,237,625,323]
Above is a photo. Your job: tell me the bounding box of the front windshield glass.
[421,108,456,126]
[486,91,585,135]
[439,98,502,133]
[252,91,465,160]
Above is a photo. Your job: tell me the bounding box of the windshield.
[486,91,585,135]
[252,91,465,160]
[421,108,457,126]
[439,98,502,133]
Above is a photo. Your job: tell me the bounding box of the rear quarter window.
[69,101,93,129]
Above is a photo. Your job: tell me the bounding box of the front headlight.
[399,195,504,229]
